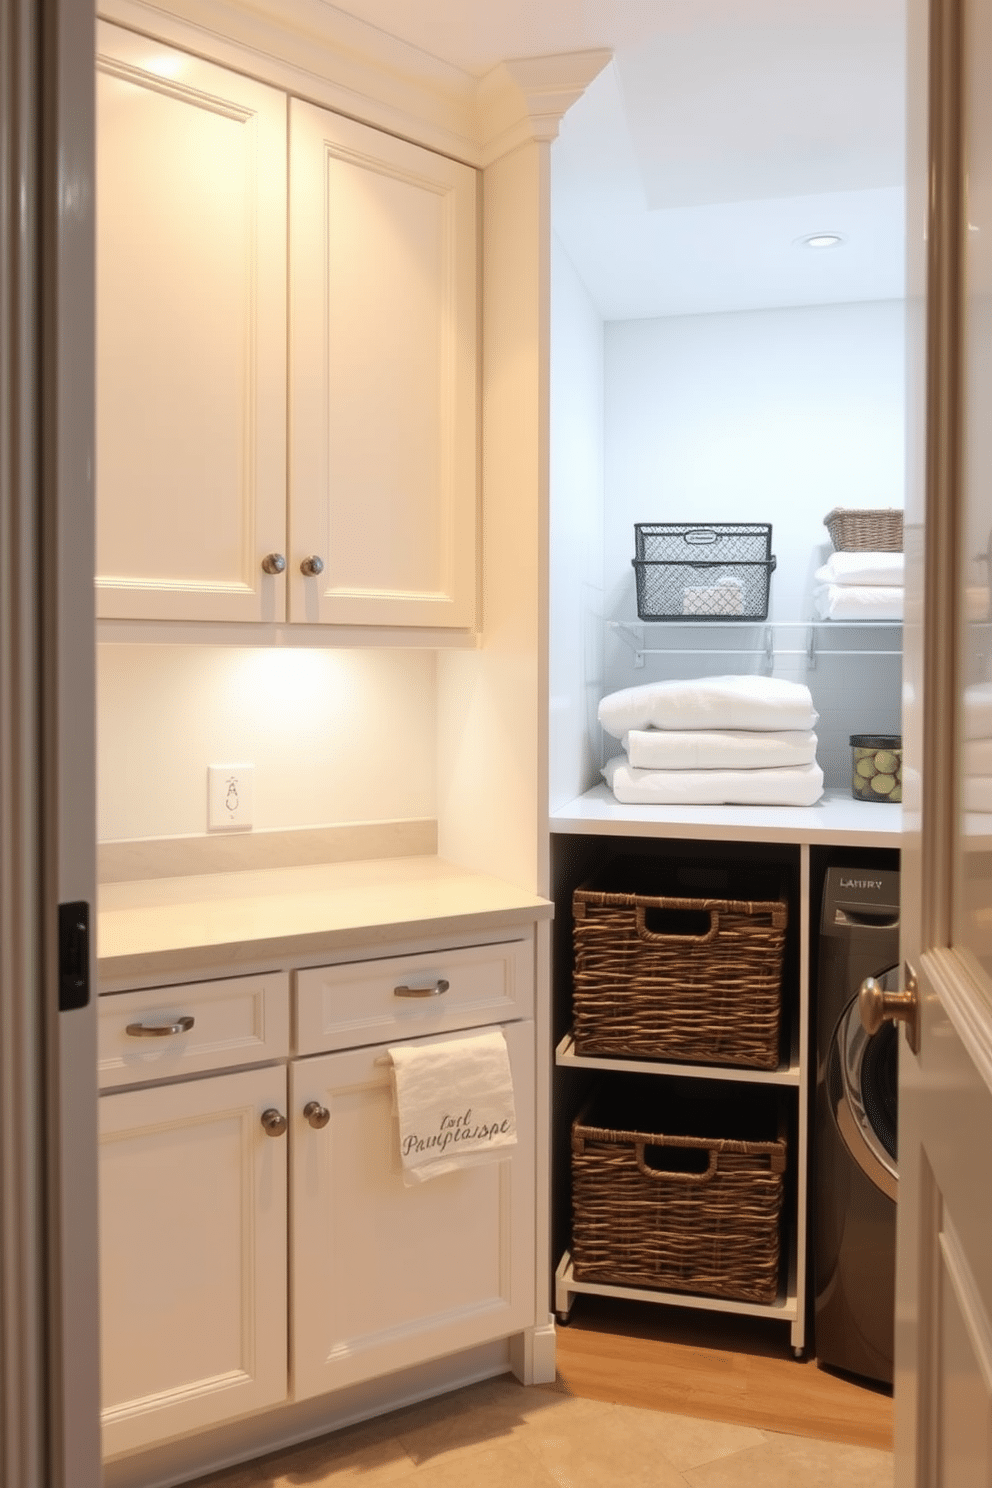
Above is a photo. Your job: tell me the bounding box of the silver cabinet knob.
[303,1100,330,1130]
[261,553,286,575]
[125,1015,195,1038]
[260,1108,288,1137]
[299,555,324,577]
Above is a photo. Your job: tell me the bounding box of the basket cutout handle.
[636,901,719,944]
[635,1141,719,1184]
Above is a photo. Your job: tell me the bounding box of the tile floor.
[191,1375,895,1488]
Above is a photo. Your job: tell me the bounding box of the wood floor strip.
[553,1297,894,1452]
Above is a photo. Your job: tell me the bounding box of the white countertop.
[550,785,902,846]
[98,855,552,984]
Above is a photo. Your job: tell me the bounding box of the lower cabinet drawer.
[97,971,290,1089]
[295,936,534,1054]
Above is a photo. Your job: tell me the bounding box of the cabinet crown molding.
[99,0,610,164]
[475,50,613,164]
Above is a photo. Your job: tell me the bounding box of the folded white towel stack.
[598,675,823,807]
[388,1029,517,1186]
[813,550,905,621]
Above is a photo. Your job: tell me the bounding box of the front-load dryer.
[814,865,900,1384]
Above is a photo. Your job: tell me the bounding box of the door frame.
[896,0,992,1478]
[0,0,100,1483]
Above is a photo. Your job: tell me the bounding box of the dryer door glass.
[827,964,899,1201]
[860,1018,898,1161]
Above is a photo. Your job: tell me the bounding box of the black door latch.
[58,901,90,1011]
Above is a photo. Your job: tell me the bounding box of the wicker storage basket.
[570,1089,787,1303]
[823,507,903,552]
[572,860,788,1069]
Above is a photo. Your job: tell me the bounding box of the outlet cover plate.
[208,765,254,832]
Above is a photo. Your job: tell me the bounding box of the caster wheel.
[792,1347,805,1361]
[556,1311,573,1327]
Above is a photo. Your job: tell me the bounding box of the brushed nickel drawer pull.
[393,979,450,999]
[124,1015,195,1038]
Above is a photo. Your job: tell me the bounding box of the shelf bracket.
[613,621,646,668]
[764,625,775,671]
[806,625,818,671]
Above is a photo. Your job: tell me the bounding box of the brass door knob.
[303,1101,330,1130]
[859,968,920,1054]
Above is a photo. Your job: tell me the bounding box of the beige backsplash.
[98,818,438,883]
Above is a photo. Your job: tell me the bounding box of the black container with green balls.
[850,734,902,802]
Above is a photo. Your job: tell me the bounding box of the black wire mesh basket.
[632,523,776,621]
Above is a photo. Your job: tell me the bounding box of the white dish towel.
[388,1029,517,1185]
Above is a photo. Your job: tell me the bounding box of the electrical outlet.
[208,764,254,831]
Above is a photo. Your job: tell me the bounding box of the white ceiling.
[326,0,908,320]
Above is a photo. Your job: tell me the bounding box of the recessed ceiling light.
[796,232,846,250]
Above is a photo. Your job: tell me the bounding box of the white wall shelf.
[609,619,903,669]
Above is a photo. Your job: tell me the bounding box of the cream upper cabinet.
[288,99,478,629]
[96,25,479,632]
[95,23,288,623]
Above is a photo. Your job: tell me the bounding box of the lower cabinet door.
[99,1066,288,1457]
[290,1021,536,1399]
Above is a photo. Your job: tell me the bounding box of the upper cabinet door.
[95,23,287,622]
[289,100,478,630]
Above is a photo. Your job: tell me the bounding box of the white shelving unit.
[549,790,901,1358]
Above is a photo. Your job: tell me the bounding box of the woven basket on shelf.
[570,1097,787,1304]
[572,870,788,1069]
[823,507,903,551]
